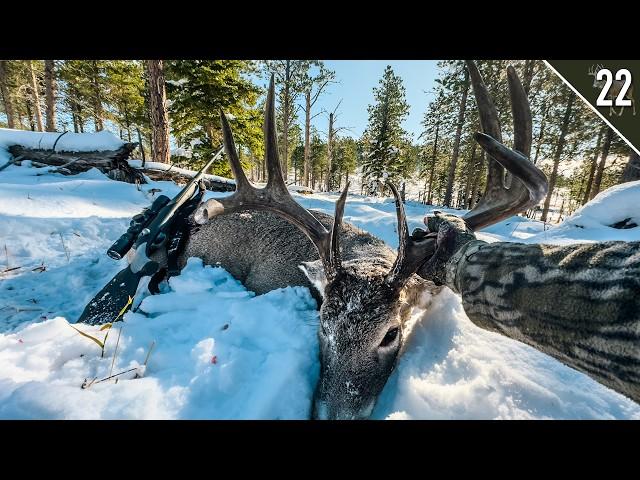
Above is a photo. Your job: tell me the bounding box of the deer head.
[194,65,547,419]
[588,63,605,88]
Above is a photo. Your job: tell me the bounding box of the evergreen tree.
[165,60,263,176]
[361,66,410,192]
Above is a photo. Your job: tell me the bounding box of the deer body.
[182,210,396,298]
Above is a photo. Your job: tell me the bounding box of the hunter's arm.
[447,240,640,404]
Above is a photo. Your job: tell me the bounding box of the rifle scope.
[107,194,171,260]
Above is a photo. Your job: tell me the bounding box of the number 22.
[596,69,632,107]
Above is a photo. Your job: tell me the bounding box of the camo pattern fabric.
[447,239,640,404]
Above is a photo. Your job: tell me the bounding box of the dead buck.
[588,63,636,116]
[172,62,547,419]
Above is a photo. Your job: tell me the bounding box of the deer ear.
[299,260,328,298]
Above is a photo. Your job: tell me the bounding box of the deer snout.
[312,376,378,420]
[312,398,375,420]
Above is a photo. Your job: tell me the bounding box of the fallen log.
[141,166,235,192]
[6,142,236,192]
[8,142,146,185]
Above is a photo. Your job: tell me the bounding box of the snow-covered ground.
[1,129,639,419]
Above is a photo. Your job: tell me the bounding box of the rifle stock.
[77,147,224,325]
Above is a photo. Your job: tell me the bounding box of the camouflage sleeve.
[446,239,640,404]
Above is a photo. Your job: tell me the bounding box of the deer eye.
[380,327,399,348]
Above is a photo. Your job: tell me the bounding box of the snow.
[1,128,638,419]
[524,181,640,245]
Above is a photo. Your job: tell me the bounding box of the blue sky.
[255,60,441,141]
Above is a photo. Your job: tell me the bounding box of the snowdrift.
[1,129,638,419]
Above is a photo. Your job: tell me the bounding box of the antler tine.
[474,133,548,202]
[329,182,350,276]
[465,60,504,190]
[264,75,288,194]
[507,65,532,157]
[194,76,347,282]
[385,181,437,287]
[219,109,253,192]
[462,61,548,231]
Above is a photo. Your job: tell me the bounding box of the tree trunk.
[145,60,171,164]
[590,127,614,200]
[443,68,470,206]
[462,142,477,209]
[136,127,146,166]
[522,60,536,95]
[0,60,16,129]
[582,126,605,204]
[44,60,57,132]
[469,151,485,208]
[25,101,35,131]
[28,61,44,132]
[619,150,640,184]
[541,95,574,222]
[426,121,440,204]
[532,101,548,165]
[326,112,334,192]
[90,61,104,131]
[304,91,311,187]
[281,60,291,179]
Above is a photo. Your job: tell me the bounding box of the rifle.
[78,147,225,325]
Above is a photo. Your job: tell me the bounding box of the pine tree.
[361,66,409,192]
[263,60,315,179]
[165,60,263,176]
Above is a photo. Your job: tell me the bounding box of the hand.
[416,211,477,286]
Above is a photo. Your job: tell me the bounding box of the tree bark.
[303,91,311,187]
[462,142,477,209]
[522,60,536,95]
[469,151,485,208]
[426,121,440,204]
[90,61,104,131]
[619,150,640,184]
[281,60,291,179]
[582,126,604,204]
[28,61,44,132]
[443,68,470,206]
[326,112,334,192]
[541,94,574,222]
[145,60,171,164]
[44,60,57,132]
[590,127,614,200]
[0,60,16,129]
[532,101,548,165]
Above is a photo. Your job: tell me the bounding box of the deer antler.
[462,61,547,230]
[385,61,548,288]
[194,75,348,281]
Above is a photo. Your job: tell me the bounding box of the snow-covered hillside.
[1,129,639,419]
